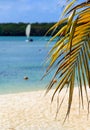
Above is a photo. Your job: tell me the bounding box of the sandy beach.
[0,87,90,130]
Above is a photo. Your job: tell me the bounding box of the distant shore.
[0,87,90,130]
[0,22,54,36]
[0,22,66,36]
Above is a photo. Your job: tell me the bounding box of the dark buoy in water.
[24,76,29,80]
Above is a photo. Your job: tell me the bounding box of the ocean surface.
[0,36,56,94]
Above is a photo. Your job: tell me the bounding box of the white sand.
[0,87,90,130]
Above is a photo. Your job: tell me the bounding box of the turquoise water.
[0,36,54,94]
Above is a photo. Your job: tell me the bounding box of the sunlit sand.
[0,87,90,130]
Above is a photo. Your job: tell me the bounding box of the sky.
[0,0,66,23]
[0,0,84,23]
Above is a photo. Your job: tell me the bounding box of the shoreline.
[0,87,90,130]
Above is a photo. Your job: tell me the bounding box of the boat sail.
[25,24,33,42]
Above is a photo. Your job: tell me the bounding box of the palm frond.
[44,0,90,121]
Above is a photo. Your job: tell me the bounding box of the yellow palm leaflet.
[46,67,71,96]
[48,35,69,55]
[65,50,80,62]
[55,87,69,119]
[46,52,64,73]
[83,45,90,79]
[79,9,90,16]
[65,10,76,33]
[59,58,77,74]
[77,58,84,107]
[74,32,90,40]
[77,20,90,24]
[74,27,90,36]
[88,33,90,50]
[66,55,77,70]
[72,34,88,44]
[73,32,90,42]
[81,7,90,13]
[50,25,67,42]
[79,8,90,18]
[56,58,78,76]
[56,44,82,67]
[75,22,90,32]
[51,49,60,62]
[53,45,80,76]
[63,0,76,15]
[85,40,90,59]
[77,30,90,37]
[75,28,90,37]
[51,68,73,102]
[79,15,90,23]
[49,44,68,69]
[64,53,79,67]
[83,42,89,60]
[75,29,90,37]
[45,18,67,36]
[67,2,90,13]
[65,49,80,63]
[81,48,90,87]
[64,68,75,122]
[76,7,90,17]
[69,18,78,51]
[83,45,90,88]
[69,43,82,52]
[59,62,76,78]
[72,39,85,47]
[79,14,90,21]
[45,77,57,95]
[56,58,77,75]
[79,53,88,102]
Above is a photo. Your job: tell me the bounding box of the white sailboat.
[25,24,33,42]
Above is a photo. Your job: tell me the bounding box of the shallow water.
[0,36,55,94]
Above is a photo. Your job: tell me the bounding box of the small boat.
[25,24,33,42]
[24,76,29,80]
